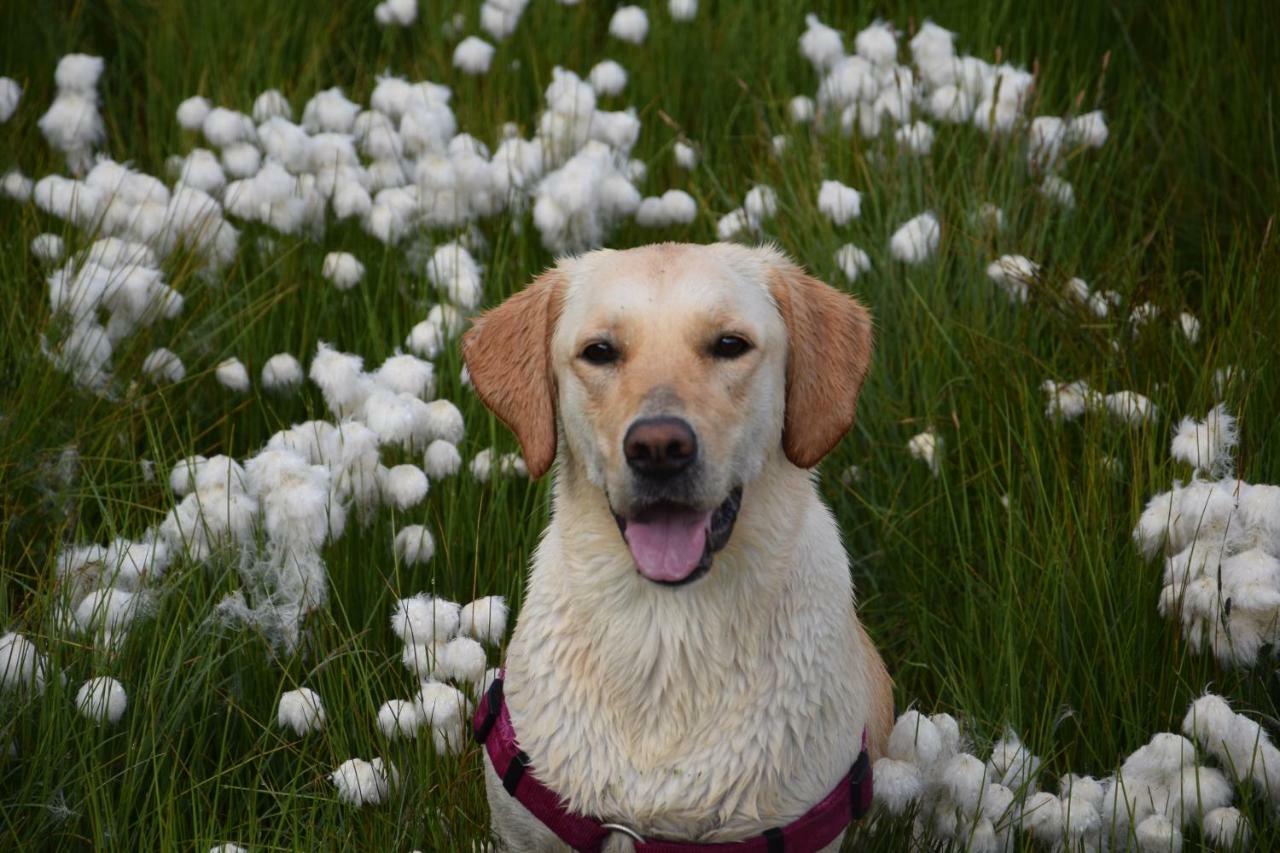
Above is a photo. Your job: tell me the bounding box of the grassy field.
[1,0,1278,849]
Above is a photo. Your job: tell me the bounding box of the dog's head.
[462,243,872,585]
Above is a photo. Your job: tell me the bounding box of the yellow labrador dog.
[462,242,892,852]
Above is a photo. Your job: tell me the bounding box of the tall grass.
[1,0,1277,849]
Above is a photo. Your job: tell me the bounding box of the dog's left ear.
[461,269,565,480]
[768,261,874,469]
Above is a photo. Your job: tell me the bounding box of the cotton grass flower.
[459,596,509,645]
[216,358,251,393]
[176,96,212,131]
[800,14,845,72]
[1067,110,1108,148]
[1202,807,1250,847]
[673,141,698,170]
[608,6,649,44]
[373,0,417,26]
[277,687,325,735]
[423,440,462,479]
[321,252,364,291]
[1170,404,1235,476]
[0,632,47,693]
[75,677,128,725]
[2,169,34,201]
[0,77,21,123]
[1040,175,1076,208]
[1103,391,1156,426]
[817,180,862,226]
[31,234,65,265]
[894,121,934,155]
[394,525,435,566]
[889,212,940,264]
[417,680,469,728]
[1178,312,1201,343]
[834,244,871,282]
[261,353,303,394]
[438,636,487,685]
[330,758,392,806]
[668,0,697,21]
[908,429,942,477]
[588,61,628,97]
[381,464,429,510]
[986,255,1039,304]
[391,593,457,644]
[480,0,529,40]
[142,348,186,384]
[788,96,816,124]
[453,37,496,76]
[377,699,423,739]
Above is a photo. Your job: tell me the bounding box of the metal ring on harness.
[600,822,648,844]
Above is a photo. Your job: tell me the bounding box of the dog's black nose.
[624,417,697,479]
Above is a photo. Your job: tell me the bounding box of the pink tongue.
[623,506,713,582]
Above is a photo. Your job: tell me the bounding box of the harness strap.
[473,675,874,853]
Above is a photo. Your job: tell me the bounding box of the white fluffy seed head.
[261,353,303,394]
[890,211,941,264]
[608,5,649,44]
[417,680,468,727]
[437,636,487,685]
[277,687,325,735]
[423,440,462,479]
[1134,814,1181,853]
[391,593,458,643]
[1202,806,1249,847]
[458,596,509,645]
[330,758,390,806]
[215,358,251,393]
[381,464,429,510]
[401,642,442,680]
[453,37,496,76]
[377,698,423,739]
[0,632,47,692]
[322,252,365,290]
[142,348,186,384]
[75,676,128,724]
[887,709,944,765]
[871,758,923,814]
[394,524,435,566]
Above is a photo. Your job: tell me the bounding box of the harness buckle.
[849,748,872,820]
[473,676,504,744]
[600,823,647,844]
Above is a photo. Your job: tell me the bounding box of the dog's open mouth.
[613,486,742,586]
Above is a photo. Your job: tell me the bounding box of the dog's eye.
[711,335,751,359]
[580,341,619,365]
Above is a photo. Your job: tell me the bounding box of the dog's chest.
[504,591,863,839]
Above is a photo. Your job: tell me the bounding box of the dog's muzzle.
[612,486,742,586]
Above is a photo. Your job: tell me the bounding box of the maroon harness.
[473,674,874,852]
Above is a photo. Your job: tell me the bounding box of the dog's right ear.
[461,269,565,480]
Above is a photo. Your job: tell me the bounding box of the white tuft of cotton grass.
[588,60,628,96]
[322,252,365,291]
[1170,404,1236,477]
[0,77,22,123]
[889,212,941,264]
[800,14,845,72]
[391,594,458,644]
[437,636,487,686]
[453,37,496,76]
[668,0,697,21]
[277,687,325,735]
[377,699,423,739]
[75,677,128,725]
[381,465,428,510]
[417,680,469,728]
[834,244,871,282]
[817,180,862,226]
[1202,806,1250,847]
[673,141,698,170]
[394,525,435,566]
[330,758,392,806]
[986,255,1040,304]
[1104,391,1156,426]
[374,0,417,26]
[1040,175,1076,209]
[424,440,462,479]
[459,596,509,645]
[142,348,186,384]
[31,233,65,265]
[608,6,649,44]
[216,358,251,393]
[788,95,816,124]
[0,632,47,693]
[907,429,942,477]
[261,353,303,394]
